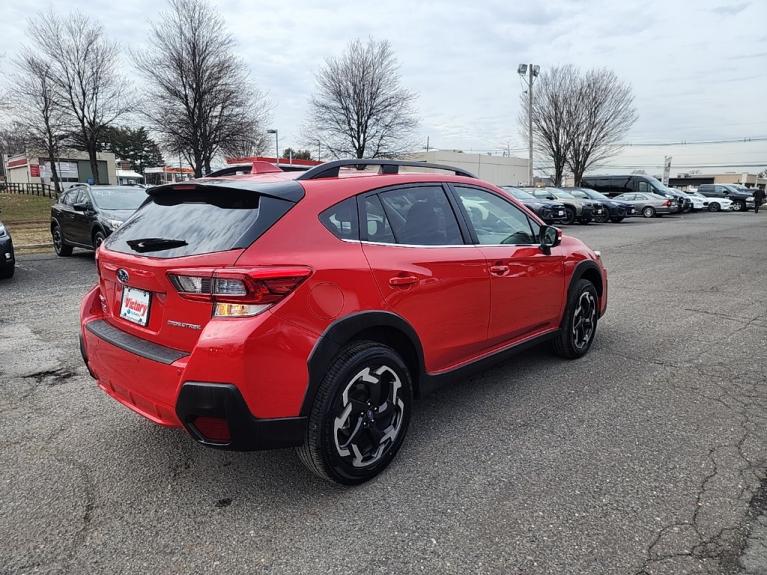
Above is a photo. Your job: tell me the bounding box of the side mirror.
[539,225,561,255]
[722,191,729,195]
[73,202,90,211]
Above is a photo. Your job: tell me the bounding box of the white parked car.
[684,190,733,212]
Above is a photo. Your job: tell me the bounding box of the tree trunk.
[49,157,61,195]
[87,141,101,184]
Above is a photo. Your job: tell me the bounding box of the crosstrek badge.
[120,287,151,326]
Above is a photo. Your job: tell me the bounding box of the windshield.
[582,189,609,200]
[90,187,147,210]
[551,189,576,199]
[504,188,536,201]
[568,190,589,199]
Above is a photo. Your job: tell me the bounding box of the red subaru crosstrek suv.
[80,159,607,484]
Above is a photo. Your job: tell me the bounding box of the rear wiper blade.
[126,237,188,253]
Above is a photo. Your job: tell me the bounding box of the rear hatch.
[96,181,301,352]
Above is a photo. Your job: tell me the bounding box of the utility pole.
[518,64,540,186]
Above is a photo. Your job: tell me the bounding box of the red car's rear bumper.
[79,286,308,450]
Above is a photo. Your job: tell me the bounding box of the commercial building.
[115,159,144,186]
[143,165,195,186]
[406,150,529,186]
[3,149,117,186]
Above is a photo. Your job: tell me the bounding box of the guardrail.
[0,182,57,198]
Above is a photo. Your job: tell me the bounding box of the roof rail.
[295,159,476,181]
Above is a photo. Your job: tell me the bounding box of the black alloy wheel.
[93,230,106,249]
[297,341,412,485]
[553,279,599,359]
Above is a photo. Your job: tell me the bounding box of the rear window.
[106,189,293,258]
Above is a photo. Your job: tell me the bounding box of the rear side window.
[106,189,294,258]
[319,197,358,240]
[378,185,463,246]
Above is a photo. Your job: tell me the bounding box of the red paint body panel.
[80,169,608,435]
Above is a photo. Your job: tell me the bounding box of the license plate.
[558,210,564,216]
[120,287,151,326]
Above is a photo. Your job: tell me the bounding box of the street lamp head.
[266,129,277,134]
[532,65,540,77]
[517,64,528,75]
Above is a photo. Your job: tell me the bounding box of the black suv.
[581,175,691,213]
[51,185,147,256]
[0,212,15,279]
[697,184,754,212]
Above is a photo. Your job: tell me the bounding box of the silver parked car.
[613,192,680,218]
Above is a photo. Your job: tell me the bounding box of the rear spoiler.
[147,179,305,203]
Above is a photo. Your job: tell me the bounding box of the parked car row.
[498,175,760,227]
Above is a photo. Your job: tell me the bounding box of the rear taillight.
[167,266,312,317]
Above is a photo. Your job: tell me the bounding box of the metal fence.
[0,182,58,198]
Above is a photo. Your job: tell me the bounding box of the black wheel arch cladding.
[303,311,425,416]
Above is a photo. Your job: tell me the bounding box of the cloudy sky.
[1,0,765,176]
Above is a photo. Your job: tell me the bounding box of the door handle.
[489,264,509,276]
[389,275,418,287]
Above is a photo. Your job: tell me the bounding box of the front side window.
[378,185,463,246]
[637,181,653,194]
[59,190,74,206]
[454,186,536,245]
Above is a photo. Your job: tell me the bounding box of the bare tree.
[134,0,270,177]
[520,65,578,186]
[31,13,129,184]
[9,53,70,194]
[567,69,637,185]
[306,38,417,159]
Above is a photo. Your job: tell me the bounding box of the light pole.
[518,63,539,186]
[267,129,279,166]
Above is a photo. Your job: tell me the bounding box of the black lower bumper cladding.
[176,382,307,451]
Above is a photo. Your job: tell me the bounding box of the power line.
[623,136,767,147]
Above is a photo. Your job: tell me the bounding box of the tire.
[93,230,106,250]
[52,224,73,256]
[552,279,599,359]
[0,264,14,279]
[708,203,720,212]
[563,206,576,225]
[735,200,747,212]
[610,217,624,223]
[594,212,609,224]
[579,217,591,225]
[642,206,656,218]
[296,341,413,485]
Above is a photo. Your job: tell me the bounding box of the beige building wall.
[406,151,529,186]
[3,150,117,185]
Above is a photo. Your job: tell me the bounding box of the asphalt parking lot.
[1,212,765,575]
